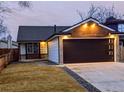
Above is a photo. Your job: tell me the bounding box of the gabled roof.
[47,18,124,40]
[17,26,70,42]
[17,18,124,43]
[62,17,116,33]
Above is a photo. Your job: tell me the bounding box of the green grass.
[0,63,87,92]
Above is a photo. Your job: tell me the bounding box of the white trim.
[63,18,116,32]
[47,35,60,41]
[65,37,112,39]
[47,34,71,41]
[98,23,115,32]
[114,38,116,62]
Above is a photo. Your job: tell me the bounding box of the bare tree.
[77,4,123,23]
[87,4,98,18]
[18,1,31,8]
[0,1,32,40]
[77,9,84,21]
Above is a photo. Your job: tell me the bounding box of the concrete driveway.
[66,62,124,92]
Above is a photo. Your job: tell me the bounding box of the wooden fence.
[0,49,19,72]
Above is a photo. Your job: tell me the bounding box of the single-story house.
[17,17,124,64]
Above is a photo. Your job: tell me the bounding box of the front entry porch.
[19,41,48,60]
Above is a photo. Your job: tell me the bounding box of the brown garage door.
[63,39,114,63]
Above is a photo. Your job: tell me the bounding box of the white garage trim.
[59,36,118,64]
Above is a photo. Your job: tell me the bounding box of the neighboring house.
[0,35,18,48]
[104,16,124,42]
[17,17,124,64]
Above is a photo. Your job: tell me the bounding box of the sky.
[3,1,124,41]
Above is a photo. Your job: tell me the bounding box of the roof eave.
[111,32,124,35]
[62,18,116,33]
[46,33,71,41]
[17,40,42,43]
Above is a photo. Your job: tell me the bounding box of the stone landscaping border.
[63,67,101,92]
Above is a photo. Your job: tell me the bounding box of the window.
[118,24,124,32]
[27,43,39,54]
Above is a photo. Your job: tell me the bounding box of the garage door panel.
[48,38,59,64]
[63,39,114,63]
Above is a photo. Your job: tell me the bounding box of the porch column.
[115,35,119,62]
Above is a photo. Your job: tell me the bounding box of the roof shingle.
[17,26,70,42]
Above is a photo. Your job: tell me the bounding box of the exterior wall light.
[83,23,88,28]
[109,34,115,38]
[40,41,46,45]
[91,23,96,28]
[62,35,69,39]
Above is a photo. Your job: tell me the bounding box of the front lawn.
[0,63,86,92]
